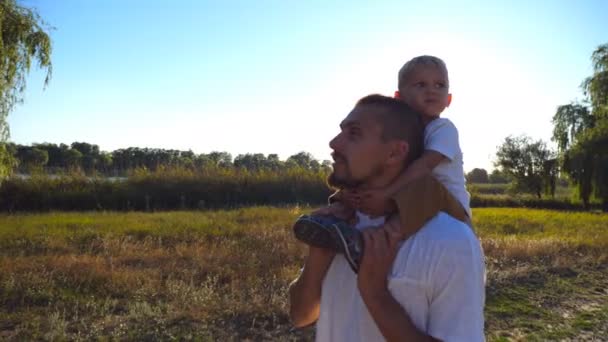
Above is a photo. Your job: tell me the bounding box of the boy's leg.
[389,174,467,240]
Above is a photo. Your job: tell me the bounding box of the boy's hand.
[358,188,396,217]
[340,188,361,209]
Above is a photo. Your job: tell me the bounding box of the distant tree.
[20,147,48,173]
[465,168,489,183]
[71,142,99,156]
[0,143,17,176]
[207,151,232,167]
[97,152,113,174]
[266,154,282,171]
[71,142,101,174]
[495,135,557,198]
[286,151,320,171]
[552,103,593,152]
[0,1,52,181]
[553,43,608,210]
[63,148,82,170]
[34,143,64,170]
[179,150,195,169]
[321,160,332,173]
[488,169,510,184]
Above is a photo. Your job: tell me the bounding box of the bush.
[0,167,333,212]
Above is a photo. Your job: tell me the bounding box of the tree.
[553,43,608,210]
[465,168,488,183]
[552,103,593,152]
[22,147,48,173]
[488,169,510,184]
[97,152,113,174]
[0,142,17,176]
[286,151,320,171]
[63,148,82,170]
[0,1,52,180]
[234,153,268,171]
[207,151,232,167]
[495,135,557,198]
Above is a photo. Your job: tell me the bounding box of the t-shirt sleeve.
[425,119,461,162]
[426,239,485,342]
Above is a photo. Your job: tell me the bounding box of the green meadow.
[0,207,607,340]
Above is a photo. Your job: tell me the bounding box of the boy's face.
[398,65,450,118]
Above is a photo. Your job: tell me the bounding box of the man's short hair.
[356,94,424,165]
[397,55,449,90]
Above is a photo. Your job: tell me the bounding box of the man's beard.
[327,161,384,190]
[327,170,361,189]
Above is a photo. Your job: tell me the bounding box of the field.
[0,207,607,341]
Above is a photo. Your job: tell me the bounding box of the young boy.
[294,55,470,273]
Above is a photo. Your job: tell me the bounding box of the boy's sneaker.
[327,222,364,273]
[293,214,364,273]
[293,214,342,249]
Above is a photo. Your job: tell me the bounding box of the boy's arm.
[384,150,447,197]
[357,150,447,216]
[386,118,461,197]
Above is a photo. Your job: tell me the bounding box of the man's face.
[399,65,450,118]
[328,105,390,188]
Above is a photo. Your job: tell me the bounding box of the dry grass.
[0,207,607,340]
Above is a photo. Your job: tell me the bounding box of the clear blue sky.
[8,0,608,171]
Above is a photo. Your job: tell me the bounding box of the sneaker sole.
[293,218,337,249]
[330,224,360,273]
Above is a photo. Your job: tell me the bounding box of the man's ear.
[394,90,400,99]
[447,93,452,107]
[388,141,409,166]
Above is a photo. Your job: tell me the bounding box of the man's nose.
[329,132,341,150]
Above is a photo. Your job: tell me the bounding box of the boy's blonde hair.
[397,55,449,90]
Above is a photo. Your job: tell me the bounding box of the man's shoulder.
[415,212,479,251]
[391,212,482,282]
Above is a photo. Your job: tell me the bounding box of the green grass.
[0,207,607,340]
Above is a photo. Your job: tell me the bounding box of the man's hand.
[358,187,396,217]
[357,226,400,298]
[357,225,438,342]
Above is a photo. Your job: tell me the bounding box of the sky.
[8,0,608,172]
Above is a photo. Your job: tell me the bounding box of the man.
[288,95,485,341]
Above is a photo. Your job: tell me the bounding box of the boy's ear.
[394,90,401,99]
[447,93,452,107]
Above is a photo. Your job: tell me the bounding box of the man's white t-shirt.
[425,118,472,218]
[316,211,485,342]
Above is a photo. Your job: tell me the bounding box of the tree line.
[4,142,331,175]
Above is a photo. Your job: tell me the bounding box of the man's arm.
[288,246,335,327]
[357,227,440,342]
